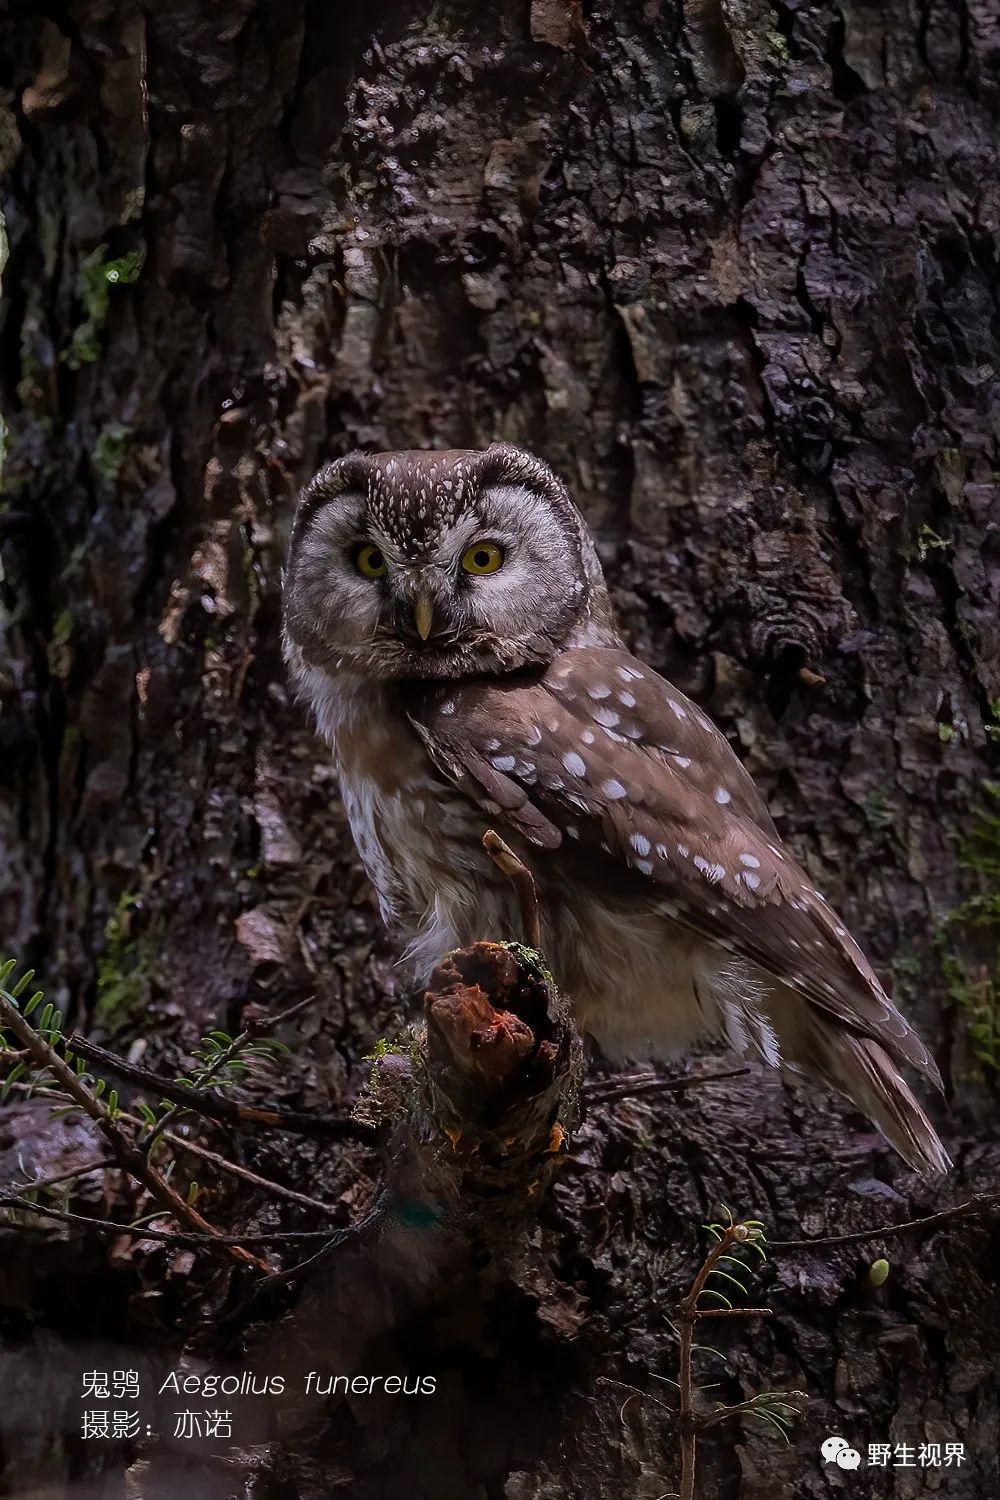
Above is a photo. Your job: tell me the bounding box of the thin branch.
[694,1307,773,1320]
[243,991,318,1036]
[12,1156,116,1193]
[220,1206,383,1328]
[0,1194,338,1246]
[585,1067,751,1104]
[770,1190,1000,1250]
[700,1392,807,1433]
[2,1108,342,1230]
[483,831,542,949]
[66,1034,374,1140]
[162,1132,341,1217]
[0,989,273,1273]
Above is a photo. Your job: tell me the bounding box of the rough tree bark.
[1,2,999,1498]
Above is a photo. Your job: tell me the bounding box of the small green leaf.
[868,1258,890,1287]
[708,1268,750,1297]
[2,1061,29,1099]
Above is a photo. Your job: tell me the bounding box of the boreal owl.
[283,443,948,1174]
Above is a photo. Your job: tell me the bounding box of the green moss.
[102,250,144,286]
[52,608,73,645]
[91,422,131,482]
[499,940,555,987]
[917,524,952,561]
[47,608,75,678]
[241,530,262,613]
[364,1035,406,1061]
[938,783,1000,1072]
[862,787,894,832]
[63,246,144,370]
[985,700,1000,745]
[94,891,157,1036]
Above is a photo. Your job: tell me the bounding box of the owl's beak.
[413,592,434,642]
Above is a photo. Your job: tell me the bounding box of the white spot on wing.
[563,751,587,778]
[602,778,628,800]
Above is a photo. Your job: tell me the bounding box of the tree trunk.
[1,2,998,1497]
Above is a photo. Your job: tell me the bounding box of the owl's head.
[282,443,614,684]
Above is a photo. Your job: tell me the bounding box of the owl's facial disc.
[283,446,607,685]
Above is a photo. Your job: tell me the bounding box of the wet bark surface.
[1,1,999,1496]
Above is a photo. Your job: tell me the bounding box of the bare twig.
[0,1194,339,1246]
[3,1130,338,1220]
[585,1066,751,1104]
[66,1034,373,1141]
[244,991,318,1036]
[483,831,542,949]
[770,1190,1000,1250]
[692,1306,773,1320]
[162,1132,341,1217]
[12,1157,116,1193]
[0,990,273,1273]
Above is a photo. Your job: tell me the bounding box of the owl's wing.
[408,646,939,1085]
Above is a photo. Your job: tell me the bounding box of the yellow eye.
[355,543,387,579]
[462,541,504,575]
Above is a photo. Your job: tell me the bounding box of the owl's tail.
[725,971,952,1175]
[813,1032,951,1175]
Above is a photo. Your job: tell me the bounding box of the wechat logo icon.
[821,1436,862,1471]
